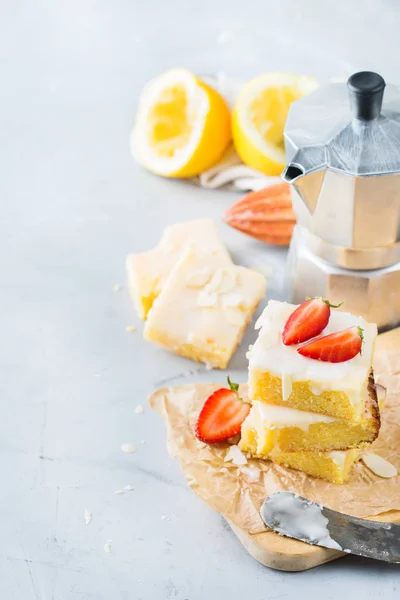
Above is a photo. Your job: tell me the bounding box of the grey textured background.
[1,1,400,598]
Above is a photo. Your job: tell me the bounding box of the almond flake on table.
[121,443,136,453]
[361,453,398,478]
[126,326,136,333]
[224,445,247,466]
[135,405,144,414]
[114,489,125,495]
[123,485,134,492]
[84,509,92,525]
[113,284,121,292]
[104,542,111,553]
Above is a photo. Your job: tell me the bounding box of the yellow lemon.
[232,73,319,176]
[131,69,231,178]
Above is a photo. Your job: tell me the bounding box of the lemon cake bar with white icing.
[248,300,377,420]
[144,246,266,368]
[127,218,232,320]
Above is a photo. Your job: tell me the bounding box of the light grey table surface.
[1,1,400,598]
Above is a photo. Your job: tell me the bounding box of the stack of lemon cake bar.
[240,300,381,484]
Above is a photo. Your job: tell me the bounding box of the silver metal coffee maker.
[283,71,400,330]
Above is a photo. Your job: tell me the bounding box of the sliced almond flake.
[126,326,136,333]
[219,270,237,293]
[361,453,398,478]
[114,489,125,495]
[204,269,224,293]
[185,267,211,288]
[222,293,244,308]
[123,485,134,492]
[197,290,218,307]
[224,308,246,326]
[113,283,121,292]
[224,445,247,466]
[250,263,273,278]
[135,405,144,414]
[84,509,92,525]
[104,542,111,553]
[121,443,136,454]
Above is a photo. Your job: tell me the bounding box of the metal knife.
[260,491,400,563]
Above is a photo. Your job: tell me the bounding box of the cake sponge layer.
[239,380,386,484]
[239,427,360,485]
[240,373,379,453]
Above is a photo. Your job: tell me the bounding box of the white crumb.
[121,443,136,454]
[114,489,124,495]
[126,326,136,333]
[224,445,247,466]
[113,284,121,292]
[84,509,92,525]
[123,485,134,492]
[104,542,111,553]
[135,405,144,414]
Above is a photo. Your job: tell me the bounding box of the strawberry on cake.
[248,299,377,420]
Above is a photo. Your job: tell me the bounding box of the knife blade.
[260,491,400,563]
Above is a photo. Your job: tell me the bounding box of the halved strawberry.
[297,326,364,363]
[282,297,343,346]
[195,377,250,444]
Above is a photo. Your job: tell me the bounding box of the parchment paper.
[150,350,400,535]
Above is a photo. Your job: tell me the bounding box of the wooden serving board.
[224,327,400,572]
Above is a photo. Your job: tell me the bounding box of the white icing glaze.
[282,372,293,401]
[249,300,377,406]
[247,401,338,436]
[261,492,342,551]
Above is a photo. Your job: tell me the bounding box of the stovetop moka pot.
[283,72,400,328]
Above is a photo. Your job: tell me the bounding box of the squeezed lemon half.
[131,69,231,178]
